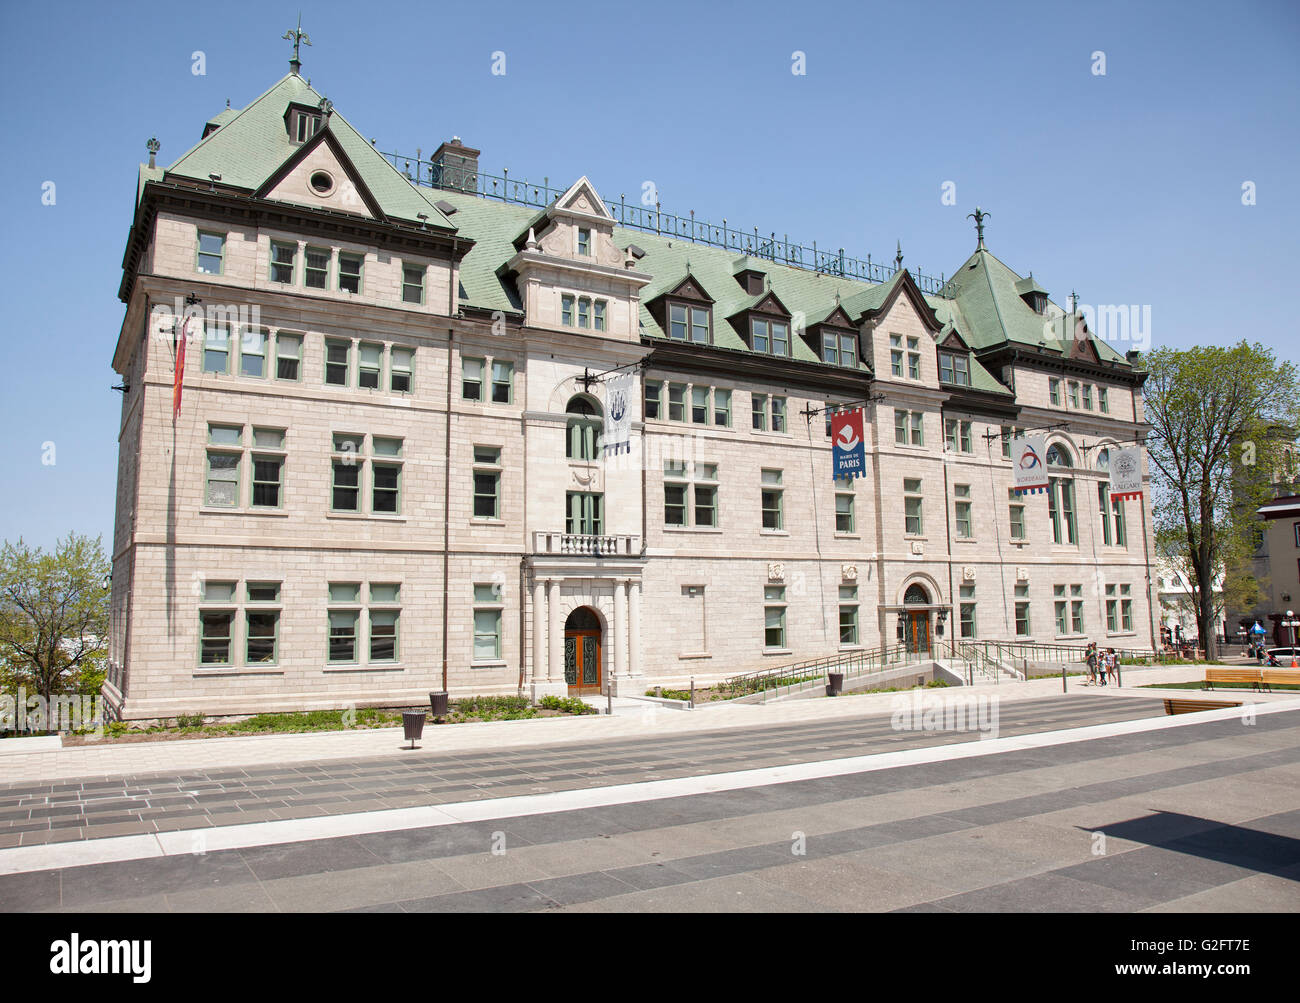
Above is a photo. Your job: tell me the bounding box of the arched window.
[1046,443,1073,467]
[1096,448,1110,471]
[566,396,603,461]
[904,584,930,605]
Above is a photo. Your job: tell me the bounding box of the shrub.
[538,695,597,715]
[176,713,205,729]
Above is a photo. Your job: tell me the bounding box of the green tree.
[1143,343,1299,661]
[0,534,110,713]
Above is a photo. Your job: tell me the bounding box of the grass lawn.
[1139,681,1300,692]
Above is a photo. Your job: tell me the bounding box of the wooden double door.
[905,611,931,654]
[564,607,602,695]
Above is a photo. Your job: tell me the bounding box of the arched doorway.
[903,584,931,654]
[564,606,603,695]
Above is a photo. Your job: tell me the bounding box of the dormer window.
[938,351,971,387]
[669,303,710,344]
[751,318,789,357]
[821,331,857,368]
[286,105,322,144]
[577,228,591,256]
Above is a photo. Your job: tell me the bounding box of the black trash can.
[827,672,844,697]
[403,710,426,749]
[429,691,449,720]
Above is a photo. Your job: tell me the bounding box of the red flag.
[173,313,193,420]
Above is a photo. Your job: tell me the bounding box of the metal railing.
[382,153,950,295]
[936,640,1011,685]
[719,643,923,700]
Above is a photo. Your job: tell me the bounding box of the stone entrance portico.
[528,533,645,698]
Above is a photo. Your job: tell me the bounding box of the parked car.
[1265,647,1300,666]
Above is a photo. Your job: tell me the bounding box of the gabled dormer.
[646,274,715,345]
[805,301,861,369]
[728,288,794,358]
[936,324,974,387]
[733,257,767,296]
[284,101,324,144]
[256,120,386,219]
[1014,274,1049,315]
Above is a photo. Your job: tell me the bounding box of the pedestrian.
[1085,642,1097,685]
[1107,648,1118,685]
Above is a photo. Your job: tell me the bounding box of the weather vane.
[283,13,311,74]
[967,207,990,249]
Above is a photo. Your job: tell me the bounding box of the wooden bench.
[1261,669,1300,691]
[1204,668,1263,691]
[1164,698,1242,715]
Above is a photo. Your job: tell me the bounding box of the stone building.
[105,60,1158,720]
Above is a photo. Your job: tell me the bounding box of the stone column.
[531,576,546,686]
[612,579,627,691]
[547,579,563,684]
[628,579,642,679]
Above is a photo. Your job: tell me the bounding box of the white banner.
[603,372,633,456]
[1110,446,1143,500]
[1011,435,1049,494]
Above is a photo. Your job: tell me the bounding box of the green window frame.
[390,347,413,393]
[713,388,731,427]
[954,484,972,538]
[1009,490,1026,540]
[668,382,686,422]
[904,478,923,536]
[594,299,607,332]
[566,491,604,536]
[1099,482,1113,545]
[561,295,574,326]
[764,586,787,648]
[402,264,425,304]
[910,411,924,446]
[250,428,284,507]
[1071,584,1085,634]
[1015,584,1031,637]
[327,608,359,663]
[664,462,687,527]
[835,492,854,534]
[205,446,241,508]
[325,338,350,386]
[462,357,484,400]
[275,332,302,381]
[473,446,501,519]
[372,462,401,515]
[473,584,503,661]
[270,241,297,284]
[196,230,225,275]
[199,609,234,665]
[761,469,783,530]
[1082,384,1093,410]
[577,228,591,256]
[202,323,230,374]
[338,252,363,294]
[1112,496,1127,546]
[890,334,903,377]
[304,245,330,289]
[245,610,279,664]
[752,394,767,431]
[839,585,858,645]
[1121,584,1133,630]
[907,337,920,379]
[1106,586,1119,632]
[644,380,662,420]
[691,386,709,424]
[771,397,787,433]
[1099,387,1109,413]
[895,409,907,445]
[1054,586,1068,635]
[960,584,976,639]
[1049,378,1061,406]
[358,342,382,390]
[369,604,399,662]
[491,360,514,403]
[691,307,710,344]
[577,298,590,329]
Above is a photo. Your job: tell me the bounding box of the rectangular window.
[1099,387,1109,413]
[304,246,330,289]
[1071,584,1084,635]
[1121,583,1133,630]
[1015,583,1031,637]
[694,464,718,528]
[895,410,908,445]
[1055,585,1068,635]
[473,583,503,660]
[691,307,709,344]
[691,386,709,424]
[250,429,284,507]
[325,338,350,386]
[1106,585,1118,632]
[338,252,363,294]
[358,342,382,390]
[761,469,783,530]
[577,228,590,256]
[270,241,296,284]
[954,484,972,538]
[491,360,514,403]
[771,397,786,433]
[960,421,972,453]
[839,585,858,645]
[904,478,923,536]
[328,608,359,663]
[332,454,360,512]
[1112,496,1127,546]
[390,347,413,393]
[771,322,789,357]
[946,418,959,452]
[751,318,768,354]
[1068,381,1080,408]
[1099,482,1113,545]
[196,231,225,275]
[369,609,398,662]
[594,300,607,332]
[462,357,483,400]
[402,265,424,304]
[1001,426,1013,459]
[202,323,230,374]
[245,609,279,664]
[910,412,924,446]
[669,304,688,341]
[644,380,662,421]
[764,585,786,648]
[664,462,687,527]
[668,382,686,422]
[372,462,401,515]
[959,584,977,640]
[577,298,590,329]
[199,609,234,664]
[1009,490,1026,540]
[473,446,501,519]
[566,491,604,536]
[1049,378,1061,406]
[205,442,240,508]
[752,395,767,432]
[713,389,731,427]
[907,337,920,379]
[890,334,903,377]
[275,332,302,381]
[1082,384,1093,410]
[561,295,574,327]
[835,492,855,534]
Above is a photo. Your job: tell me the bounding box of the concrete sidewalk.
[0,664,1252,784]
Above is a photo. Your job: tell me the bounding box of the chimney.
[431,138,480,194]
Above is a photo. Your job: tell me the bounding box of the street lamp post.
[1289,611,1298,669]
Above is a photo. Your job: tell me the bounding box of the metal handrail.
[719,643,919,699]
[382,154,951,296]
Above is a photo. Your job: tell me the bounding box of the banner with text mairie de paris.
[1012,434,1049,494]
[831,408,866,480]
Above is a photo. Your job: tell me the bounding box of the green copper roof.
[163,73,455,230]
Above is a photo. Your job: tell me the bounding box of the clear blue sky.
[1,0,1297,550]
